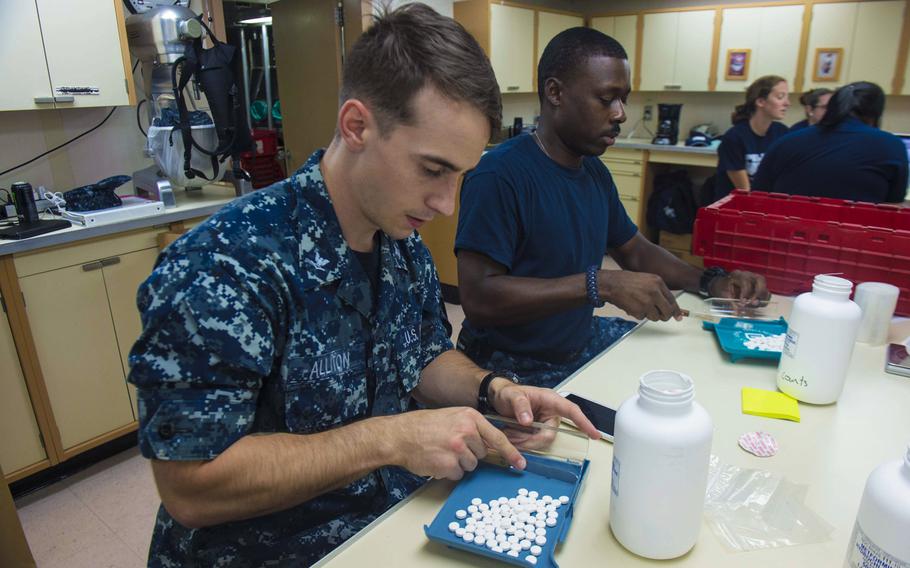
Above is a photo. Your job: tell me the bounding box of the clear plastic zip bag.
[703,455,835,552]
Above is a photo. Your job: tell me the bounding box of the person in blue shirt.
[789,88,832,132]
[714,75,791,200]
[455,28,769,389]
[128,6,598,567]
[754,81,909,203]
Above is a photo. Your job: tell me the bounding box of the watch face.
[124,0,191,14]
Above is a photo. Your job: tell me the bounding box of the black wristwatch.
[477,370,519,414]
[699,266,729,298]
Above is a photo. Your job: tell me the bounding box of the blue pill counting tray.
[703,317,788,362]
[424,417,590,568]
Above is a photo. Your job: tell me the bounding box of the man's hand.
[597,269,683,321]
[488,380,601,440]
[385,408,526,480]
[709,270,770,302]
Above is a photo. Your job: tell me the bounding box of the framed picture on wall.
[725,49,750,81]
[813,48,843,82]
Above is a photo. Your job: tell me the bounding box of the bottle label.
[611,456,620,497]
[784,328,799,358]
[845,521,910,568]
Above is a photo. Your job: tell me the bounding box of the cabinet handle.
[664,84,682,90]
[82,261,104,272]
[101,256,121,267]
[34,96,55,104]
[506,85,520,91]
[54,95,75,103]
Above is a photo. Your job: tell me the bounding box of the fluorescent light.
[238,16,272,25]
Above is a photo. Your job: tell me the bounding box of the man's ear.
[544,77,564,109]
[337,99,375,152]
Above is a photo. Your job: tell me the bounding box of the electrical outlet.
[643,105,653,121]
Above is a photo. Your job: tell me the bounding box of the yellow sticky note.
[741,388,800,422]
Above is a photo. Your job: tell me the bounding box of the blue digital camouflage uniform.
[459,316,636,389]
[128,149,453,567]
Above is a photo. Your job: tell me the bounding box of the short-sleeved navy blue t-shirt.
[753,117,909,203]
[789,119,809,132]
[714,120,790,200]
[455,134,638,359]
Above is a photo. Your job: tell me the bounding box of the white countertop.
[0,185,238,257]
[315,293,910,568]
[613,137,719,155]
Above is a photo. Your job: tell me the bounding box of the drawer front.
[602,148,644,162]
[14,227,163,277]
[648,151,718,168]
[612,171,644,200]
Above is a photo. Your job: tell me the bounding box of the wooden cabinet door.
[490,4,535,94]
[803,2,858,90]
[537,11,585,64]
[673,10,715,91]
[0,1,54,111]
[593,15,639,86]
[847,1,905,87]
[715,5,803,92]
[35,0,130,108]
[20,264,134,451]
[0,304,46,476]
[639,12,678,91]
[103,248,160,419]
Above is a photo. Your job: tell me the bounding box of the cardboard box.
[1,468,36,567]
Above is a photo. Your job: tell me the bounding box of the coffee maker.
[652,104,682,146]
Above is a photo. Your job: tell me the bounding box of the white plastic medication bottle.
[609,370,713,559]
[777,275,862,404]
[844,444,910,567]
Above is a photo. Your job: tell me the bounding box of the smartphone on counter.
[558,391,617,442]
[886,343,910,378]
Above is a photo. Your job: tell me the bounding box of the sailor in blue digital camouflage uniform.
[128,5,599,567]
[455,28,771,389]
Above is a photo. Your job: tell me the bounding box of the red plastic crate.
[693,190,910,315]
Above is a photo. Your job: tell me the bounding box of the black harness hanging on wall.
[171,18,252,182]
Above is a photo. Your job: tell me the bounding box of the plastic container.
[609,370,713,559]
[844,444,910,567]
[854,282,900,346]
[776,275,862,404]
[693,190,910,316]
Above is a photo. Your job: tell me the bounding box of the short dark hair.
[537,27,628,103]
[340,3,501,135]
[799,88,833,108]
[819,81,885,129]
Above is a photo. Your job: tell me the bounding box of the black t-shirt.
[353,234,381,297]
[789,119,809,132]
[714,120,790,200]
[753,117,909,203]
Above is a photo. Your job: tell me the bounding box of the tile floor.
[14,258,630,567]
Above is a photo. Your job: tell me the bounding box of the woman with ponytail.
[714,75,791,200]
[754,82,908,203]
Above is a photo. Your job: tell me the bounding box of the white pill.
[479,503,489,511]
[471,497,482,506]
[547,510,558,519]
[528,491,539,499]
[551,501,562,509]
[455,509,467,519]
[466,517,476,525]
[448,522,459,532]
[463,532,474,542]
[518,488,529,496]
[520,539,532,550]
[559,495,570,504]
[474,535,486,545]
[535,535,547,546]
[535,527,546,536]
[467,505,478,514]
[455,528,465,537]
[508,549,520,558]
[526,555,538,565]
[546,517,557,527]
[533,520,544,529]
[497,533,508,543]
[541,495,552,503]
[486,540,496,550]
[530,545,542,556]
[509,498,519,507]
[498,496,509,504]
[471,512,483,520]
[488,500,498,507]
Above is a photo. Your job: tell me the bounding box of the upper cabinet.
[0,0,134,112]
[803,1,905,90]
[715,5,804,92]
[537,11,585,65]
[490,4,536,93]
[639,10,715,91]
[590,15,638,86]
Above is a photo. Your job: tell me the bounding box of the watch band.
[699,266,728,298]
[586,265,605,308]
[477,370,519,414]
